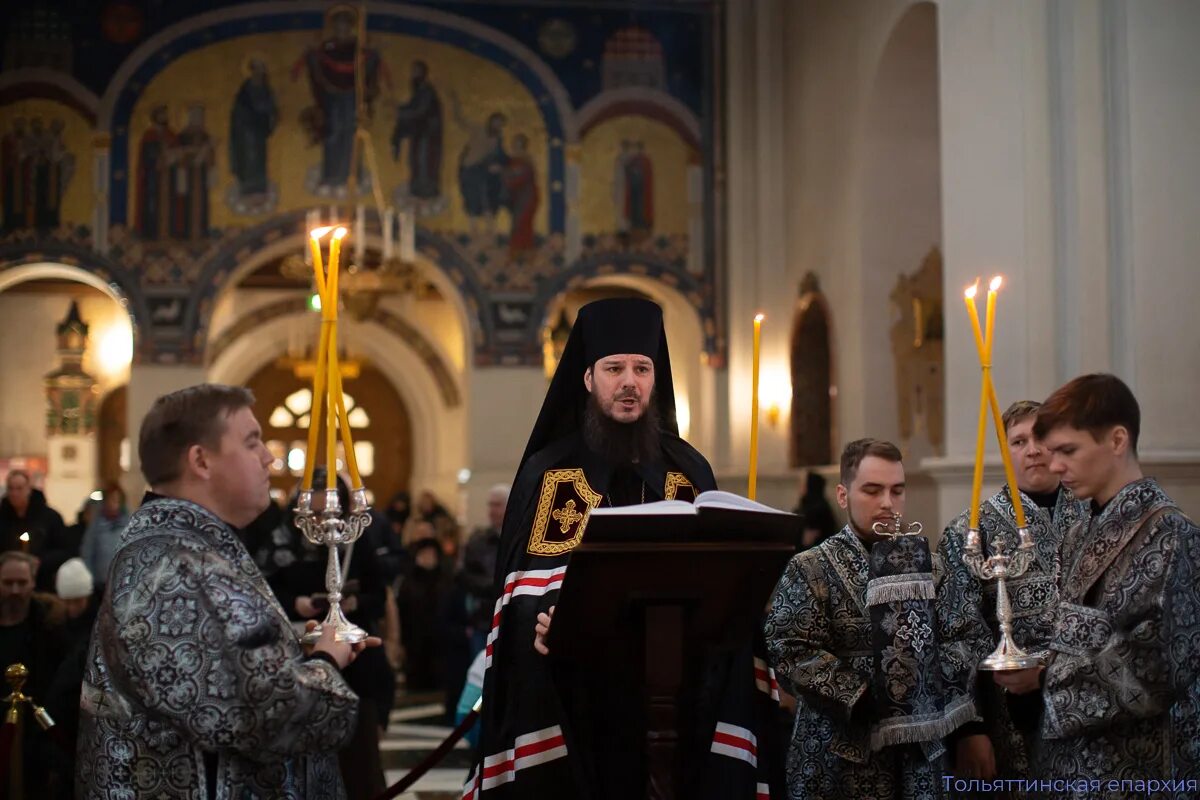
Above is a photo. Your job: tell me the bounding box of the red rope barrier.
[370,709,479,800]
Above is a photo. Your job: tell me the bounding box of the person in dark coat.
[793,471,839,550]
[397,535,451,693]
[1,471,71,591]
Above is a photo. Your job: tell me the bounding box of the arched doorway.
[246,362,413,504]
[0,269,134,512]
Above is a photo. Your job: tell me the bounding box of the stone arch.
[188,210,483,368]
[205,295,461,407]
[0,68,100,122]
[207,311,466,500]
[576,88,702,152]
[0,253,148,356]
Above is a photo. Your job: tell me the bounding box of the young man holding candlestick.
[765,439,976,799]
[936,400,1088,784]
[996,374,1200,794]
[466,297,783,799]
[77,385,375,799]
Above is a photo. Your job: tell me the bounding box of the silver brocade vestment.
[76,496,360,799]
[1037,478,1200,797]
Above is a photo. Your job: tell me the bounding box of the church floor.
[380,689,471,799]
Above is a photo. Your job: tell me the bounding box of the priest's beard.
[582,390,662,466]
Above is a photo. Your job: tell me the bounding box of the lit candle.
[326,228,347,481]
[302,226,336,493]
[309,226,333,300]
[301,313,330,492]
[981,276,1027,529]
[19,532,29,553]
[964,283,987,530]
[748,313,763,500]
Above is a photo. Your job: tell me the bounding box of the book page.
[587,499,697,516]
[693,490,792,515]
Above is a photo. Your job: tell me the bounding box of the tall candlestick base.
[294,487,373,644]
[962,526,1041,671]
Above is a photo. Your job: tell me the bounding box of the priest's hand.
[992,666,1044,695]
[306,620,383,670]
[955,734,996,780]
[534,606,555,656]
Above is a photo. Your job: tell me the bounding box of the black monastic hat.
[517,297,679,472]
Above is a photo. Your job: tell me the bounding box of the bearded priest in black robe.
[464,297,783,799]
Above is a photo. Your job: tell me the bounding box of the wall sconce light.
[761,368,792,430]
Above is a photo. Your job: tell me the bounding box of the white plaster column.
[722,0,793,503]
[928,1,1059,524]
[462,366,545,527]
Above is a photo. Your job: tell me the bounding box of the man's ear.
[583,367,594,393]
[184,443,211,481]
[1110,425,1130,457]
[836,483,849,510]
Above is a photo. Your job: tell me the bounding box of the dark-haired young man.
[765,439,975,799]
[937,401,1087,783]
[996,373,1200,794]
[77,384,375,799]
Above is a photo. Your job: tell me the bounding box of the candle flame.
[989,275,1003,292]
[310,226,334,240]
[333,226,349,240]
[18,532,29,543]
[754,313,765,323]
[965,281,979,300]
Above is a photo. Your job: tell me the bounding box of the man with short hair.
[468,298,780,798]
[765,439,975,799]
[77,384,372,799]
[993,374,1200,794]
[1,470,70,590]
[937,400,1087,782]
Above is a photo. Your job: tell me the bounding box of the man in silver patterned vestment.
[995,374,1200,798]
[937,400,1087,784]
[77,384,370,799]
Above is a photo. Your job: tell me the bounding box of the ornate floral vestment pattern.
[76,496,360,799]
[936,486,1087,778]
[765,527,955,799]
[1036,478,1200,797]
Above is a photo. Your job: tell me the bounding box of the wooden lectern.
[545,506,795,799]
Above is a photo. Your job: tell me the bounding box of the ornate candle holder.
[294,485,374,644]
[962,525,1041,671]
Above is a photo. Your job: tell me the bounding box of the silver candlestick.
[962,525,1041,671]
[294,485,373,644]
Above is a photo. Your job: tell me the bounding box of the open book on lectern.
[582,490,798,543]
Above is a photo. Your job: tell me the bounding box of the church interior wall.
[0,289,130,461]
